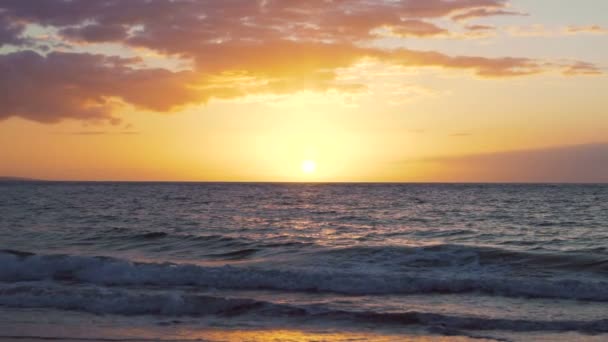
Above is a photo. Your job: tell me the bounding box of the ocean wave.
[2,250,608,301]
[133,229,309,246]
[0,283,268,317]
[77,228,314,259]
[302,243,608,274]
[1,283,608,333]
[80,227,608,271]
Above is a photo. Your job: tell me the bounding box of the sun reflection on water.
[166,328,493,342]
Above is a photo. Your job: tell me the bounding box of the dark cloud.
[465,24,495,31]
[419,143,608,183]
[0,51,200,124]
[0,12,25,46]
[0,0,509,43]
[59,24,129,43]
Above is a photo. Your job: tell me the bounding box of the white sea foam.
[1,282,607,333]
[1,251,607,301]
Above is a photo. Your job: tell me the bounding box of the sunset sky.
[0,0,607,182]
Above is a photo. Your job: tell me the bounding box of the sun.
[301,159,317,174]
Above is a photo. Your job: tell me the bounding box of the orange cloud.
[0,0,602,124]
[564,25,608,35]
[3,45,592,125]
[508,24,608,37]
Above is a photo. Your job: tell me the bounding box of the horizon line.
[1,178,607,185]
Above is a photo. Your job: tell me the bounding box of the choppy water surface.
[1,182,607,341]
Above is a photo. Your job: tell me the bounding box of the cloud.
[0,12,25,46]
[2,45,574,125]
[416,143,608,183]
[0,0,602,124]
[59,24,129,43]
[562,61,603,76]
[377,21,498,40]
[0,0,510,44]
[508,24,608,37]
[60,131,139,135]
[560,61,602,76]
[465,24,495,31]
[564,25,608,35]
[381,20,449,37]
[0,51,200,124]
[451,8,525,21]
[379,49,544,77]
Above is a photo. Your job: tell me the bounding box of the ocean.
[1,182,607,341]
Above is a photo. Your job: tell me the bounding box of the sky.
[0,0,606,182]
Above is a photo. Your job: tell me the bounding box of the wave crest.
[2,250,608,301]
[1,283,608,333]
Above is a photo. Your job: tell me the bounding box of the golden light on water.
[165,328,486,342]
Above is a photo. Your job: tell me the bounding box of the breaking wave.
[1,282,607,334]
[2,249,608,301]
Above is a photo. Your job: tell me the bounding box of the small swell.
[118,228,311,248]
[312,243,608,273]
[135,232,168,239]
[203,248,261,259]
